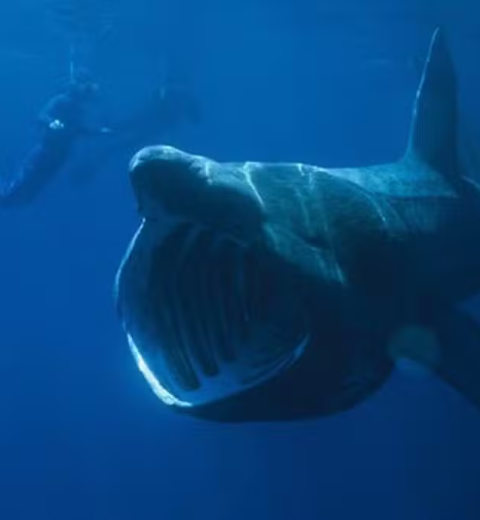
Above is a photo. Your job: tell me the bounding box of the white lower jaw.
[128,330,309,408]
[129,334,193,408]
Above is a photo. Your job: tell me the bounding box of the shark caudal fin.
[405,28,459,178]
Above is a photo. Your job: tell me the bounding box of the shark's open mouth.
[116,219,309,408]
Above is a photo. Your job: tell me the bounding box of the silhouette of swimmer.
[69,79,201,185]
[0,70,111,206]
[118,82,201,142]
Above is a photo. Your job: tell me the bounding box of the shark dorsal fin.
[405,28,458,178]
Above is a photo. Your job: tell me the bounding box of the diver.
[69,76,202,185]
[0,69,111,206]
[118,81,202,143]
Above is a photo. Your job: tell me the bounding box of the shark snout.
[130,145,194,172]
[129,145,264,242]
[129,145,210,220]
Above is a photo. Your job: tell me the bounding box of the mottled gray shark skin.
[115,28,480,422]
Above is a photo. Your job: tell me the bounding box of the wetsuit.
[69,83,201,185]
[0,81,108,206]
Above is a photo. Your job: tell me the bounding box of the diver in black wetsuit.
[116,81,201,143]
[0,70,111,206]
[69,77,201,185]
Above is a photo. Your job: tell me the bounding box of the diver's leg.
[0,142,66,207]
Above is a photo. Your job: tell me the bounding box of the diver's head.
[69,68,99,99]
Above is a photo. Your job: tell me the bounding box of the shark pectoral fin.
[389,308,480,409]
[432,307,480,409]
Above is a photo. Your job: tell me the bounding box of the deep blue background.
[0,1,479,519]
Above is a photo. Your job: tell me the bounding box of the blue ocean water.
[0,1,479,519]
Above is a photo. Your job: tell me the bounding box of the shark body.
[115,29,480,422]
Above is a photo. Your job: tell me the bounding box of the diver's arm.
[37,94,70,130]
[78,124,112,136]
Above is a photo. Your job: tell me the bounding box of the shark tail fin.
[404,28,459,178]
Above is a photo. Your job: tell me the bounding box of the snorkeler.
[69,76,202,185]
[0,69,111,206]
[118,80,201,142]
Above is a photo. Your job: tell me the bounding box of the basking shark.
[114,29,480,422]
